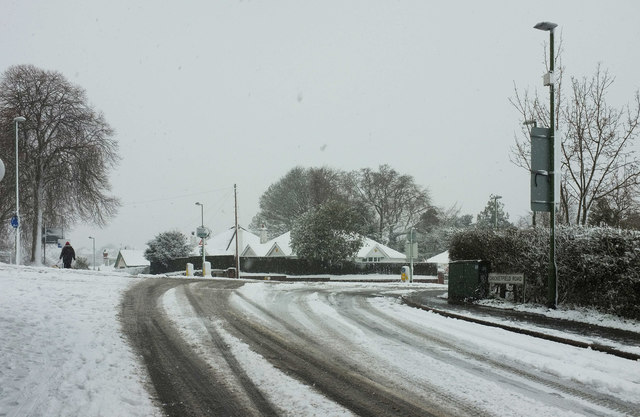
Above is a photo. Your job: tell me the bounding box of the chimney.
[260,224,268,244]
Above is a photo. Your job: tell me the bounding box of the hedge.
[151,255,437,277]
[449,226,640,320]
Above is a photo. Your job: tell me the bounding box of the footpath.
[402,290,640,362]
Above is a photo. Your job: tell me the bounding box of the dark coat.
[60,245,76,263]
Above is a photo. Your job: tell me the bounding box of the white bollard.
[186,263,194,277]
[203,261,211,277]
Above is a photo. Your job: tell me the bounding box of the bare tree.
[352,164,431,247]
[0,65,120,263]
[561,66,640,224]
[510,40,640,226]
[250,166,347,238]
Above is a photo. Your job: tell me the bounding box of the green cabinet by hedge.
[448,260,490,302]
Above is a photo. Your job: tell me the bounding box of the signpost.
[488,273,524,284]
[489,273,525,302]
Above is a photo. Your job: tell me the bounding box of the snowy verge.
[370,296,640,405]
[475,298,640,333]
[0,263,159,417]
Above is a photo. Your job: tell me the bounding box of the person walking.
[59,241,76,269]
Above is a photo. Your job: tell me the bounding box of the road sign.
[488,273,524,284]
[10,216,18,228]
[530,127,552,212]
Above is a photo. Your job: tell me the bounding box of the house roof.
[242,231,406,261]
[426,250,449,264]
[192,226,262,256]
[242,231,292,257]
[357,237,406,260]
[116,249,150,267]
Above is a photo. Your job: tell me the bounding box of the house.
[356,237,406,263]
[242,231,294,258]
[242,231,406,263]
[114,249,150,273]
[426,250,449,265]
[191,226,262,257]
[426,250,450,277]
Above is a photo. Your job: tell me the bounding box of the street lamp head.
[534,21,557,32]
[495,195,502,199]
[523,119,537,127]
[13,116,26,123]
[195,202,202,206]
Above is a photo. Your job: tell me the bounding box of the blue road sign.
[10,216,18,228]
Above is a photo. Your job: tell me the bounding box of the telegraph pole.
[234,184,240,278]
[534,21,558,308]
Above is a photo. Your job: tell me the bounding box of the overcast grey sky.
[2,0,640,250]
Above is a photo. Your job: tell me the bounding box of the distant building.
[242,231,406,263]
[114,249,150,273]
[190,226,262,257]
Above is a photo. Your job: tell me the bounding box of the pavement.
[402,289,640,362]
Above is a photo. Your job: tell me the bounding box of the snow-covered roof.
[116,250,149,267]
[242,231,406,261]
[426,250,449,264]
[242,231,293,258]
[357,237,406,261]
[192,226,261,256]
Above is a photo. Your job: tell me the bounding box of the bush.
[74,257,90,270]
[144,230,192,268]
[449,226,640,319]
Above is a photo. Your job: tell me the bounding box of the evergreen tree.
[476,195,511,229]
[290,200,365,264]
[144,230,191,267]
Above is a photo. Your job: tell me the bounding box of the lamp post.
[195,202,205,277]
[88,236,96,270]
[409,227,415,283]
[13,116,26,265]
[534,21,558,308]
[493,195,502,229]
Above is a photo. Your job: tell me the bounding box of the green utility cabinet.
[448,260,490,302]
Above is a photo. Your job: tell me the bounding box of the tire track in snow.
[343,291,640,417]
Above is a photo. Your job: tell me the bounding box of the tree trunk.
[30,174,44,265]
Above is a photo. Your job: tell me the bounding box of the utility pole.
[409,228,415,283]
[234,184,240,278]
[493,195,502,229]
[534,21,558,308]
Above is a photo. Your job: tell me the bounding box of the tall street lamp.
[88,236,96,270]
[14,116,26,265]
[493,195,502,229]
[195,202,206,277]
[534,21,558,308]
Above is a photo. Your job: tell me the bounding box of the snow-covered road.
[2,265,639,416]
[158,279,640,416]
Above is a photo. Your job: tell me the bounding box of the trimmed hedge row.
[151,255,437,277]
[241,257,436,276]
[150,255,235,275]
[449,227,640,319]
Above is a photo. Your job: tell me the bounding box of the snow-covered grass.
[476,298,640,333]
[0,263,159,417]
